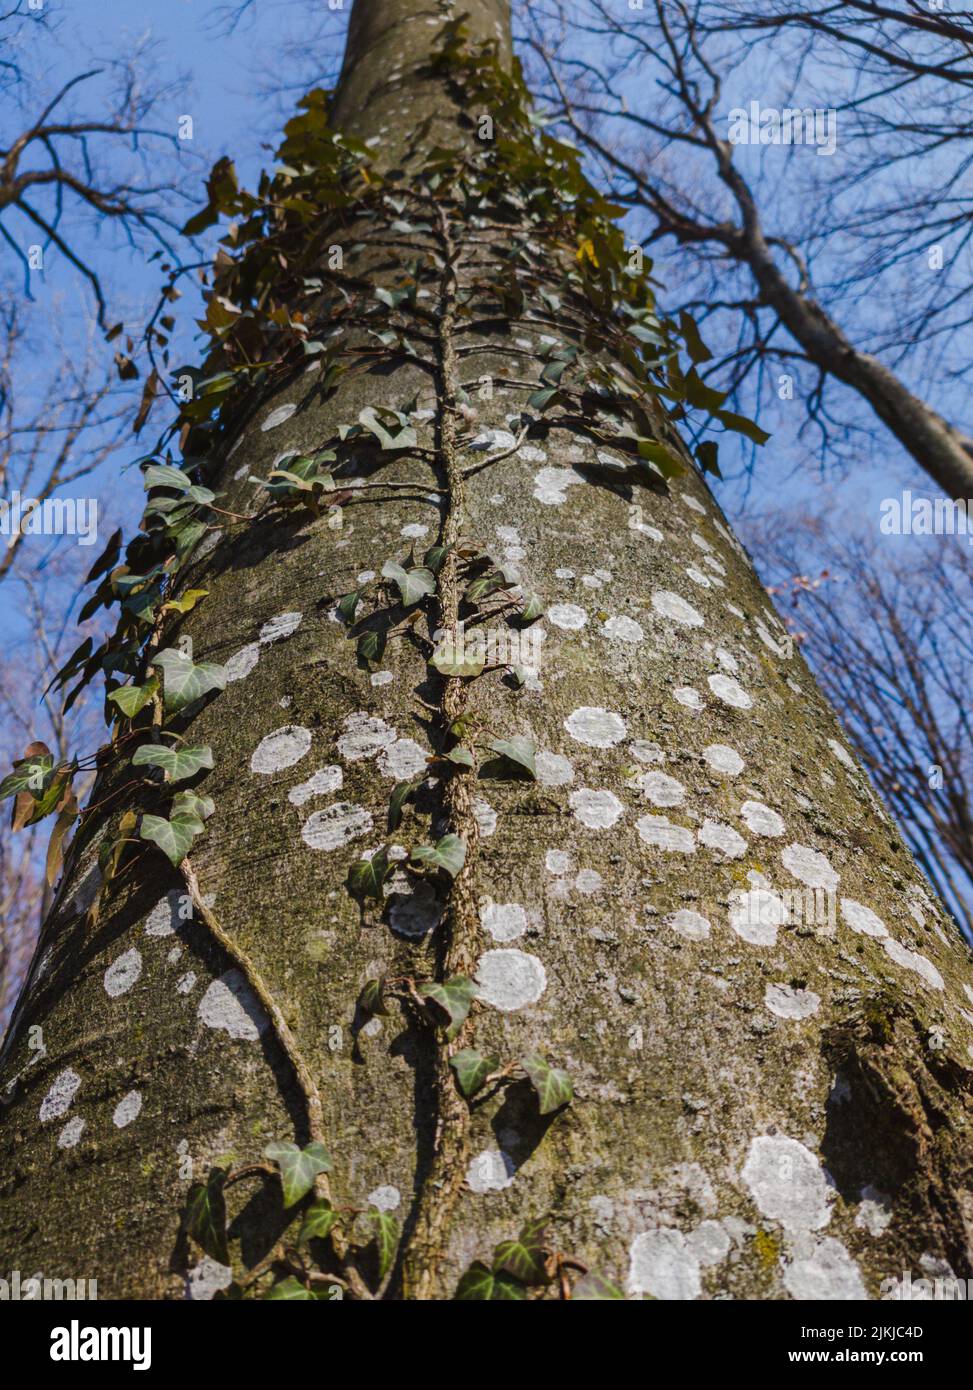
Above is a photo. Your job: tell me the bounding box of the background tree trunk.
[2,0,973,1301]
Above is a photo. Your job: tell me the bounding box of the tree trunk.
[2,0,973,1302]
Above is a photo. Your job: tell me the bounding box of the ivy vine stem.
[400,202,483,1301]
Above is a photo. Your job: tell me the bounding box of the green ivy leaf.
[299,1199,338,1244]
[636,438,683,480]
[450,1048,499,1098]
[171,789,215,821]
[264,1276,315,1301]
[0,752,55,801]
[381,560,435,608]
[466,570,508,603]
[143,462,191,492]
[423,543,451,573]
[359,977,388,1017]
[572,1270,625,1300]
[347,848,390,902]
[264,1139,333,1208]
[359,405,417,451]
[695,440,721,477]
[678,310,713,364]
[107,679,159,718]
[356,629,386,666]
[139,812,205,866]
[486,734,537,779]
[444,745,475,768]
[337,589,363,624]
[132,743,214,782]
[521,1051,573,1115]
[431,638,485,678]
[185,1168,229,1264]
[715,407,770,445]
[493,1217,550,1285]
[151,648,227,714]
[518,592,544,624]
[455,1261,527,1301]
[420,975,475,1040]
[388,777,422,831]
[411,833,466,877]
[367,1208,399,1282]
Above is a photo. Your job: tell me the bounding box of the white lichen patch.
[288,766,343,806]
[602,615,644,643]
[377,738,429,781]
[481,902,528,942]
[104,947,142,998]
[388,879,441,939]
[470,427,516,452]
[336,712,396,761]
[698,819,747,859]
[740,801,785,837]
[783,1235,866,1300]
[638,771,686,808]
[570,788,624,829]
[764,983,821,1020]
[628,1229,701,1300]
[145,890,186,937]
[177,972,197,995]
[548,603,587,630]
[58,1116,86,1149]
[651,590,704,627]
[112,1090,143,1128]
[258,611,302,644]
[827,737,857,770]
[729,889,786,946]
[840,899,888,938]
[260,402,297,431]
[667,909,711,941]
[855,1186,893,1237]
[546,849,573,875]
[631,740,665,764]
[781,843,839,893]
[685,566,711,588]
[301,803,374,852]
[40,1068,81,1122]
[536,751,575,785]
[533,466,583,505]
[197,969,269,1041]
[575,868,603,894]
[673,686,704,710]
[708,673,752,709]
[881,938,944,990]
[741,1135,832,1232]
[188,1258,234,1301]
[466,1148,515,1193]
[367,1185,401,1212]
[370,670,393,687]
[250,725,312,774]
[703,743,744,776]
[636,815,696,853]
[473,799,497,837]
[475,949,547,1011]
[564,706,626,748]
[224,642,260,683]
[686,1220,731,1267]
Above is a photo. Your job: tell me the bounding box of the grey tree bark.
[1,0,973,1301]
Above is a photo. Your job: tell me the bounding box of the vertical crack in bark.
[400,202,482,1300]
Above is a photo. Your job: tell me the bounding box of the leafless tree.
[744,509,973,938]
[520,0,973,497]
